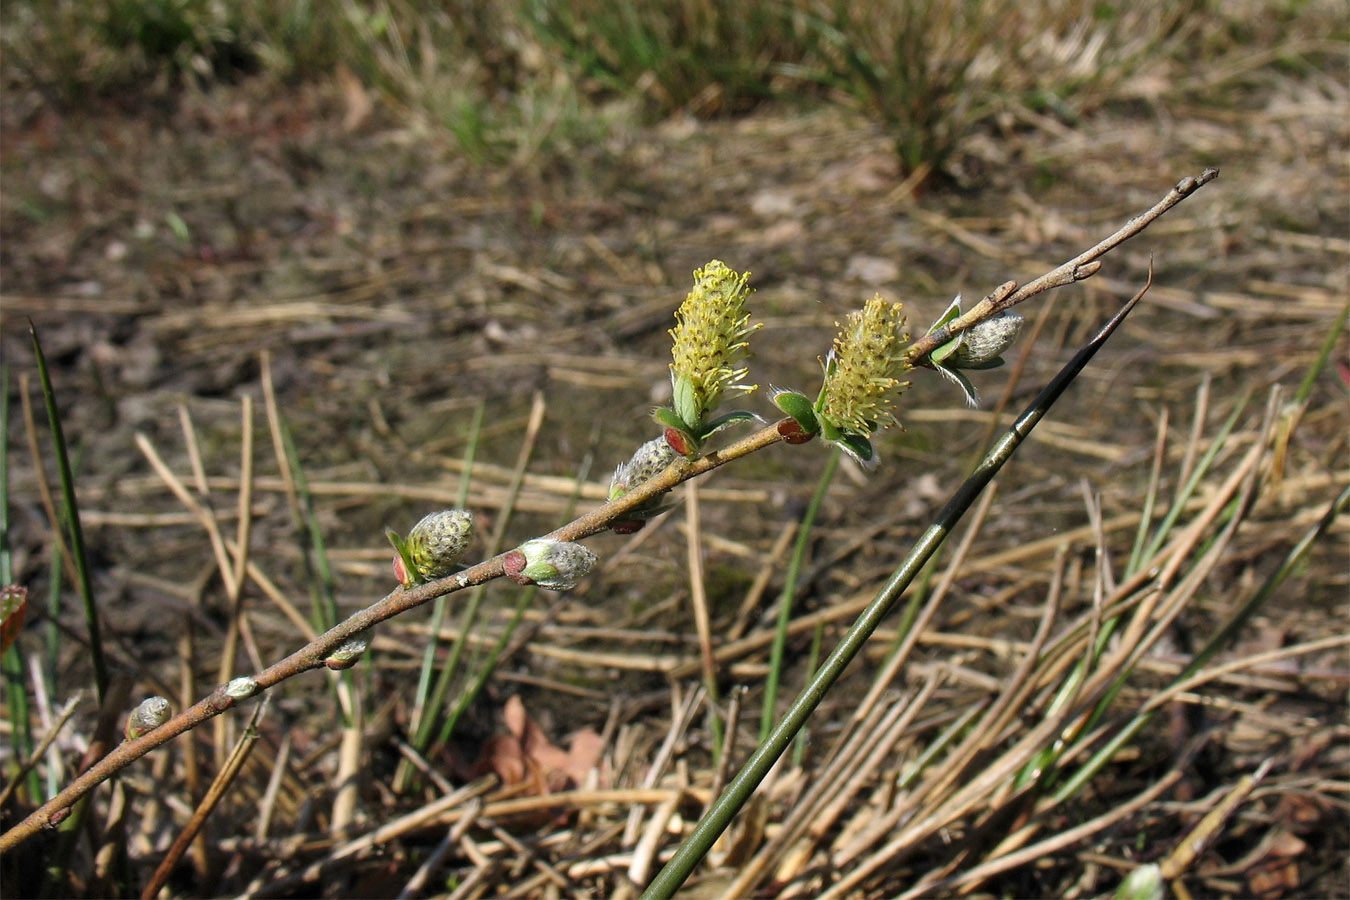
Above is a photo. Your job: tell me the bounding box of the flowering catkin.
[668,260,760,428]
[818,296,912,436]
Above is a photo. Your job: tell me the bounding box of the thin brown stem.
[0,418,788,851]
[906,168,1219,365]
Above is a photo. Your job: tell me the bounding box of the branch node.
[1073,261,1103,281]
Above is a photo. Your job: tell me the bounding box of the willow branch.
[0,422,789,851]
[906,167,1219,365]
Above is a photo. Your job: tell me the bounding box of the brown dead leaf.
[1241,828,1309,899]
[477,696,605,796]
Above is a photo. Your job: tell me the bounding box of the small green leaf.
[672,374,700,432]
[653,406,691,434]
[165,211,191,245]
[931,336,962,365]
[697,410,759,440]
[836,433,876,468]
[773,391,820,434]
[925,295,963,334]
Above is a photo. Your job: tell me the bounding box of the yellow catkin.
[668,260,761,426]
[819,296,912,435]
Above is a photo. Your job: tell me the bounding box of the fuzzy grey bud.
[608,437,678,501]
[225,677,258,700]
[396,509,474,584]
[125,696,171,740]
[324,633,370,670]
[946,311,1023,368]
[504,539,598,590]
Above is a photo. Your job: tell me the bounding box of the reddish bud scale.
[0,584,28,655]
[503,549,529,584]
[777,419,816,444]
[611,519,646,535]
[664,426,695,457]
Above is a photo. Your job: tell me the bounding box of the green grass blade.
[408,399,485,753]
[29,324,106,702]
[790,621,825,769]
[411,398,546,759]
[761,448,839,743]
[1126,414,1168,576]
[1,365,12,586]
[435,451,594,750]
[1,365,41,804]
[1139,393,1249,565]
[1295,300,1348,407]
[276,414,338,632]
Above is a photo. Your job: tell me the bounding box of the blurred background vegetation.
[4,0,1342,180]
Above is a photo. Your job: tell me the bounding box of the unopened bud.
[225,677,258,700]
[0,584,27,655]
[125,696,171,740]
[946,311,1023,368]
[1114,864,1163,900]
[324,633,370,670]
[504,539,598,590]
[608,437,678,501]
[396,509,474,584]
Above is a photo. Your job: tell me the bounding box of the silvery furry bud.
[225,677,258,700]
[945,311,1023,368]
[608,437,679,533]
[608,437,678,501]
[400,509,474,583]
[504,539,598,590]
[324,633,370,670]
[125,696,171,740]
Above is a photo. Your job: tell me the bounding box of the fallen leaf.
[476,696,606,797]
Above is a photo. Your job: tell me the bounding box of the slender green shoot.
[278,417,339,632]
[1295,300,1348,407]
[440,452,592,745]
[0,365,40,804]
[409,400,485,753]
[790,620,826,769]
[1053,481,1349,804]
[29,324,106,703]
[416,399,546,757]
[1138,393,1249,567]
[761,448,839,742]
